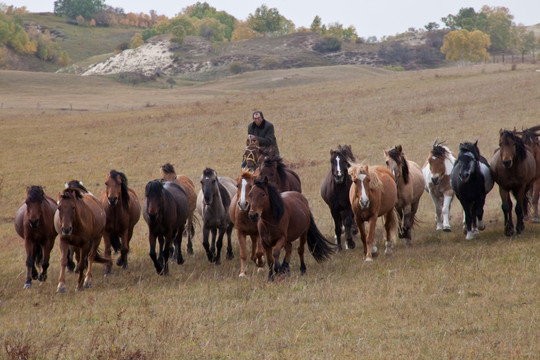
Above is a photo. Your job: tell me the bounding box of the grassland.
[0,63,539,359]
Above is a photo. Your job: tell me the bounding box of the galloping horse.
[490,129,537,236]
[229,169,265,277]
[161,163,197,254]
[197,168,236,265]
[384,145,425,245]
[348,163,398,262]
[422,140,456,231]
[248,177,335,280]
[258,156,302,193]
[517,126,540,222]
[242,144,266,172]
[320,145,356,251]
[100,170,141,273]
[143,180,189,275]
[54,187,111,292]
[450,141,494,240]
[14,186,58,288]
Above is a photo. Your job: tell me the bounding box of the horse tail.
[306,212,336,262]
[33,244,43,266]
[93,247,111,264]
[110,234,121,253]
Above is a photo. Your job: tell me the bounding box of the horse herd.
[13,127,540,291]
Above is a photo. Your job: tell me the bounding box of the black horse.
[320,145,356,251]
[450,141,494,240]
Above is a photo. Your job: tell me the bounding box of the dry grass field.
[0,63,539,359]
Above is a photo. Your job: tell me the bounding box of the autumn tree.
[310,15,321,33]
[513,25,536,62]
[482,6,514,61]
[441,7,488,32]
[441,29,491,63]
[54,0,105,21]
[231,20,257,41]
[247,5,288,36]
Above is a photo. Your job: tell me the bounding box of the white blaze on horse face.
[359,174,369,209]
[239,179,248,205]
[335,156,342,177]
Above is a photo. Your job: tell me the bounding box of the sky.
[5,1,540,38]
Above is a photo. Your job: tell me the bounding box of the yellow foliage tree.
[441,29,491,63]
[130,33,144,48]
[231,21,257,41]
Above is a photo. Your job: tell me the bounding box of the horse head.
[349,164,382,210]
[456,142,480,183]
[242,144,263,171]
[200,168,219,206]
[160,163,177,182]
[330,149,348,184]
[57,188,83,236]
[105,170,129,208]
[25,185,45,228]
[427,141,454,185]
[236,169,257,212]
[384,145,409,185]
[248,176,283,222]
[499,128,527,169]
[144,180,164,222]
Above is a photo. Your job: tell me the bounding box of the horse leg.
[531,180,540,223]
[148,234,162,275]
[117,228,131,269]
[396,207,405,238]
[344,209,356,250]
[202,226,213,262]
[298,233,307,275]
[162,234,171,275]
[280,240,292,276]
[175,225,185,265]
[463,201,475,240]
[431,193,443,230]
[214,228,225,265]
[384,210,396,255]
[67,246,76,273]
[102,232,113,275]
[514,189,526,235]
[442,194,453,231]
[76,247,89,291]
[57,240,69,293]
[186,218,194,255]
[253,235,265,268]
[499,188,514,236]
[264,244,275,281]
[364,217,378,262]
[210,228,218,262]
[24,239,34,288]
[331,208,343,251]
[237,231,248,277]
[226,223,234,260]
[402,205,414,246]
[357,221,367,258]
[39,240,54,284]
[476,196,487,231]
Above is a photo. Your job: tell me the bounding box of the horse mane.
[459,142,480,160]
[161,163,176,175]
[387,146,410,184]
[145,179,163,198]
[518,126,540,146]
[240,168,256,179]
[61,187,83,200]
[109,169,130,209]
[254,178,284,221]
[348,163,383,191]
[27,185,45,203]
[500,130,527,162]
[263,156,288,183]
[217,181,231,210]
[202,167,216,178]
[66,180,89,193]
[337,144,356,163]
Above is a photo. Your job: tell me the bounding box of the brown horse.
[14,186,58,289]
[161,163,197,254]
[100,170,141,273]
[248,177,335,281]
[384,145,425,245]
[490,129,537,236]
[517,126,540,222]
[349,163,398,262]
[54,187,111,292]
[422,141,456,231]
[258,155,302,193]
[229,169,265,277]
[242,144,266,172]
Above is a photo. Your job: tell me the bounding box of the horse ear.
[348,167,356,179]
[396,145,402,153]
[499,128,503,135]
[383,149,388,157]
[263,176,269,186]
[116,174,122,184]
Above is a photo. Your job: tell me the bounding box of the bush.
[260,57,281,69]
[313,37,342,53]
[229,61,243,74]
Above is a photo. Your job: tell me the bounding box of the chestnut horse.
[143,180,190,275]
[517,126,540,222]
[349,164,398,262]
[229,169,265,277]
[422,140,456,231]
[14,186,58,289]
[320,145,356,251]
[161,163,197,255]
[54,187,111,292]
[490,129,537,236]
[100,170,141,273]
[384,145,425,245]
[248,177,335,281]
[258,156,302,193]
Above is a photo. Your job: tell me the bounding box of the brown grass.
[0,63,539,359]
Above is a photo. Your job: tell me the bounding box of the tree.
[441,29,491,63]
[247,5,283,36]
[195,17,225,42]
[310,15,321,33]
[441,7,487,32]
[482,6,514,62]
[513,25,536,62]
[231,21,257,41]
[54,0,105,21]
[424,22,439,31]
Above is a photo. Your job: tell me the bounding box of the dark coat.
[248,119,280,156]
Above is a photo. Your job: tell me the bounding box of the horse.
[143,180,189,275]
[490,129,537,236]
[348,163,398,262]
[384,145,425,245]
[14,186,58,289]
[241,143,266,172]
[320,144,357,251]
[100,170,141,273]
[450,141,494,240]
[517,126,540,222]
[229,169,265,277]
[54,187,111,292]
[248,177,335,280]
[258,155,302,193]
[160,163,197,255]
[422,140,456,231]
[196,168,236,265]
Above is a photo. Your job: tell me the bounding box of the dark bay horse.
[14,186,57,289]
[490,129,537,236]
[100,170,141,273]
[143,180,189,275]
[161,163,197,255]
[54,187,111,292]
[517,126,540,222]
[248,177,335,281]
[349,163,398,262]
[196,168,236,264]
[320,145,356,251]
[229,169,265,277]
[258,156,302,193]
[422,141,456,231]
[384,145,425,245]
[450,141,494,240]
[242,144,265,172]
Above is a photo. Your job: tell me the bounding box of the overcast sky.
[5,1,539,38]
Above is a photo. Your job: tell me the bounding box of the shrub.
[313,36,342,53]
[229,61,243,74]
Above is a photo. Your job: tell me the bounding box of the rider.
[247,111,280,157]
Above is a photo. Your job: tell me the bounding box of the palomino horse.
[229,169,265,277]
[384,145,425,245]
[258,155,302,193]
[490,129,537,236]
[54,187,111,292]
[143,180,190,275]
[517,126,540,222]
[248,177,335,280]
[161,163,197,254]
[348,163,398,262]
[320,145,356,251]
[450,141,494,240]
[100,170,141,273]
[422,140,456,231]
[197,168,236,264]
[14,186,58,289]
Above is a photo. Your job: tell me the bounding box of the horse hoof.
[239,272,246,278]
[83,281,92,289]
[364,257,374,263]
[532,216,540,223]
[226,253,234,260]
[443,226,451,232]
[57,284,67,293]
[187,248,194,255]
[23,282,32,289]
[465,232,475,240]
